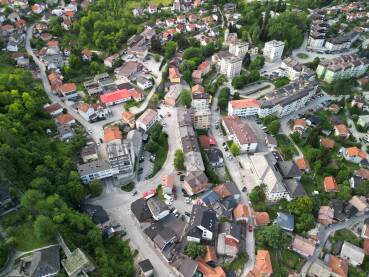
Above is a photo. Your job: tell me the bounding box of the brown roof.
[233,203,250,220]
[295,158,310,171]
[355,168,369,180]
[335,124,349,135]
[44,103,62,114]
[346,147,367,159]
[59,83,76,95]
[213,183,232,199]
[324,176,339,192]
[192,84,205,94]
[254,212,270,226]
[195,257,226,277]
[122,111,134,122]
[329,256,349,277]
[363,239,369,255]
[248,250,273,277]
[349,196,368,212]
[162,175,174,188]
[203,245,217,264]
[292,235,316,257]
[56,113,74,124]
[294,118,307,128]
[320,138,335,149]
[103,126,122,143]
[223,116,257,145]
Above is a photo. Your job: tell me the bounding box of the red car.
[248,225,253,232]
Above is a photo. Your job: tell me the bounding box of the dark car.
[242,187,247,192]
[181,215,186,221]
[185,211,191,217]
[248,225,253,232]
[99,138,103,143]
[138,168,144,173]
[180,175,185,181]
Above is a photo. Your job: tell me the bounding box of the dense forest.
[0,53,135,276]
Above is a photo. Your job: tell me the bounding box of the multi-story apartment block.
[229,40,249,57]
[105,141,135,179]
[316,54,369,83]
[136,108,158,132]
[281,57,314,80]
[77,160,119,183]
[219,54,243,78]
[228,73,317,118]
[325,31,360,53]
[263,40,285,63]
[222,116,258,153]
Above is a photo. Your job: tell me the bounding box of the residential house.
[81,143,98,163]
[340,241,365,267]
[56,113,75,125]
[114,61,142,81]
[18,245,60,277]
[206,148,223,167]
[104,54,120,68]
[320,137,335,149]
[169,67,181,83]
[183,171,209,196]
[162,175,174,195]
[147,197,170,221]
[82,204,109,227]
[328,255,349,277]
[293,118,307,134]
[318,206,334,225]
[324,176,339,192]
[307,259,333,277]
[136,108,158,132]
[131,198,152,222]
[138,259,154,277]
[59,83,78,99]
[275,212,294,232]
[213,182,240,200]
[100,88,142,106]
[165,84,182,107]
[361,221,369,239]
[137,76,153,90]
[265,135,277,151]
[81,48,92,61]
[132,7,145,17]
[248,250,273,277]
[222,116,258,153]
[350,168,369,188]
[44,103,63,117]
[343,146,367,164]
[291,235,316,258]
[254,212,270,227]
[217,222,241,258]
[195,257,226,277]
[147,4,158,14]
[228,99,260,118]
[103,126,122,143]
[349,196,368,212]
[122,111,135,128]
[233,203,250,223]
[77,160,119,183]
[57,124,74,141]
[187,205,217,243]
[334,124,350,139]
[198,135,216,150]
[295,158,310,173]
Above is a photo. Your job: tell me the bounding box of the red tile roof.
[103,126,122,143]
[324,176,339,192]
[230,99,260,109]
[100,89,133,104]
[56,113,74,124]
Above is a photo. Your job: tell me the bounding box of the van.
[164,194,173,201]
[172,209,178,214]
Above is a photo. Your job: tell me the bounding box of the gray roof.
[277,161,302,178]
[138,259,153,273]
[77,160,111,176]
[219,222,241,241]
[26,245,60,277]
[206,148,223,164]
[81,143,97,158]
[187,205,217,240]
[177,256,198,277]
[131,198,152,222]
[284,179,307,198]
[147,197,169,218]
[81,204,109,225]
[275,212,294,231]
[153,228,177,249]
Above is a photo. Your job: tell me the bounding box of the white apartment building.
[250,154,289,202]
[192,93,211,130]
[222,116,258,153]
[263,40,285,63]
[228,99,260,117]
[229,41,249,57]
[220,55,243,78]
[77,160,119,183]
[136,108,158,131]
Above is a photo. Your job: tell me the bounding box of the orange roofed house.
[254,212,270,227]
[295,158,310,173]
[103,126,122,143]
[320,137,335,149]
[122,111,135,128]
[343,146,367,164]
[324,176,339,192]
[228,99,260,117]
[58,83,78,99]
[233,203,250,223]
[329,256,349,277]
[195,257,226,277]
[169,67,181,83]
[335,124,350,139]
[56,113,75,125]
[248,250,273,277]
[293,118,307,134]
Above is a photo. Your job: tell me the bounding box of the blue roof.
[276,212,294,231]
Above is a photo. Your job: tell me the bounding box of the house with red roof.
[59,83,77,99]
[100,89,142,106]
[56,113,75,125]
[324,176,339,193]
[343,146,367,164]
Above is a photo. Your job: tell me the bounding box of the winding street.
[301,212,369,276]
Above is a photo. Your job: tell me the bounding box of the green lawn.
[297,53,309,59]
[270,249,304,276]
[331,229,363,247]
[148,136,168,178]
[275,134,298,160]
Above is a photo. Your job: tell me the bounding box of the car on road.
[180,175,185,181]
[138,167,144,173]
[99,138,103,143]
[248,225,253,232]
[174,212,180,217]
[181,214,186,221]
[88,128,92,134]
[185,197,191,204]
[242,187,247,192]
[185,211,191,217]
[131,190,138,196]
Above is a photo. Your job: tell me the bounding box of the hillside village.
[1,0,369,276]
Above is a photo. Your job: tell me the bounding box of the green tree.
[174,149,185,171]
[0,240,8,268]
[34,215,57,242]
[256,224,289,249]
[288,196,313,216]
[230,142,240,156]
[180,89,192,107]
[89,180,103,197]
[218,87,230,111]
[339,181,352,202]
[266,120,280,135]
[145,141,160,153]
[185,242,206,258]
[296,213,315,234]
[164,41,177,60]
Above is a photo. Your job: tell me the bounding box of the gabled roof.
[329,255,348,277]
[230,99,260,109]
[81,204,109,225]
[204,245,217,264]
[213,182,239,199]
[56,113,74,124]
[324,176,339,192]
[26,245,60,277]
[195,257,226,277]
[103,126,122,143]
[277,161,301,178]
[346,146,367,159]
[138,259,153,273]
[254,212,270,226]
[284,179,307,198]
[233,203,250,220]
[276,212,294,231]
[295,158,310,171]
[187,205,217,239]
[248,250,273,277]
[291,235,316,257]
[131,198,152,222]
[320,137,336,149]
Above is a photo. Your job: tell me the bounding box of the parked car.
[248,225,253,232]
[242,187,247,192]
[131,190,138,196]
[185,211,191,217]
[180,175,185,181]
